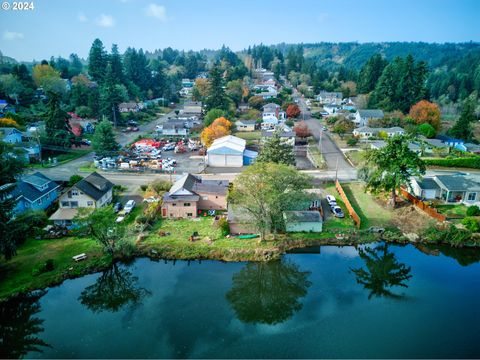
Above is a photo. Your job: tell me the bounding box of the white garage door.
[226,155,242,167]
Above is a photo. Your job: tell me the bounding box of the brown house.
[161,173,229,218]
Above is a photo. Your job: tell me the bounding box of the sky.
[1,0,479,61]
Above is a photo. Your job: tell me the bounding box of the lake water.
[1,243,480,359]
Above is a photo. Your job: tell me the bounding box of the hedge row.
[424,157,480,169]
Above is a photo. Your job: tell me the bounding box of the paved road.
[293,90,357,180]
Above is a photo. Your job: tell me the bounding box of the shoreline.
[1,235,478,302]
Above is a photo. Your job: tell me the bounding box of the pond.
[1,243,480,359]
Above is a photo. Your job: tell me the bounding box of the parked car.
[127,120,138,126]
[162,143,175,151]
[322,126,327,131]
[113,202,122,213]
[331,205,345,218]
[326,195,337,206]
[124,199,136,214]
[115,215,125,223]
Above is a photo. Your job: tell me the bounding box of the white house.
[235,120,257,132]
[353,109,384,127]
[353,126,405,139]
[316,91,342,105]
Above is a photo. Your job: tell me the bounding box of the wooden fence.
[335,180,361,229]
[400,188,447,222]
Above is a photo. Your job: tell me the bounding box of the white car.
[124,200,136,214]
[115,216,125,223]
[326,195,337,206]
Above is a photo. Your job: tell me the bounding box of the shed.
[206,135,246,168]
[283,211,323,233]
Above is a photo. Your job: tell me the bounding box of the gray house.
[410,174,480,204]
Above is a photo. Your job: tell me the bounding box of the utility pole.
[335,156,339,182]
[112,104,117,129]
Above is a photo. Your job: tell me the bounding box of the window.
[187,213,193,217]
[87,201,94,206]
[203,196,208,200]
[71,190,79,196]
[61,201,69,207]
[172,203,176,206]
[184,203,191,207]
[70,201,78,208]
[468,192,477,201]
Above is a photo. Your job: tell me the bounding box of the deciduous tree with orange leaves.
[0,118,20,129]
[286,104,301,118]
[200,117,232,147]
[409,100,441,132]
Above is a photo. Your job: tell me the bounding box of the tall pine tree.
[206,65,229,111]
[43,92,73,148]
[88,39,107,83]
[92,119,120,157]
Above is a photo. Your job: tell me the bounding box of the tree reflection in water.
[351,244,412,299]
[226,259,311,325]
[79,263,151,313]
[0,290,50,359]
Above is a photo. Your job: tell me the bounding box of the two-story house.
[49,172,114,227]
[353,109,384,127]
[161,173,229,218]
[10,172,60,214]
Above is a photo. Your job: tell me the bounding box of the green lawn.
[323,183,356,231]
[345,150,365,166]
[434,204,468,218]
[28,149,92,169]
[0,237,107,300]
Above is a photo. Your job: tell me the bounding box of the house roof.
[436,135,464,143]
[163,193,200,202]
[119,102,138,108]
[434,175,480,192]
[236,120,257,125]
[263,103,280,111]
[0,127,22,138]
[12,172,59,203]
[49,208,79,221]
[207,135,246,155]
[414,177,440,191]
[283,211,322,223]
[166,173,228,200]
[262,130,295,138]
[358,109,384,119]
[419,136,448,148]
[75,172,113,200]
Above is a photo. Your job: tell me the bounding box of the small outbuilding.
[206,135,258,167]
[283,211,323,233]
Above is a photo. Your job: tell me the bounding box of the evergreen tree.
[0,142,24,260]
[88,39,107,83]
[100,64,123,125]
[205,65,228,111]
[256,130,296,166]
[109,44,124,84]
[449,98,476,140]
[43,92,73,148]
[92,119,120,157]
[357,54,387,93]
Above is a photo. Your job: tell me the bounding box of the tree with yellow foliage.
[0,118,20,129]
[200,117,232,147]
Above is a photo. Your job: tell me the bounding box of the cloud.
[317,12,329,23]
[96,14,115,27]
[145,3,168,22]
[78,12,88,22]
[3,31,24,41]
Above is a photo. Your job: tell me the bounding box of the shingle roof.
[435,175,480,192]
[262,130,295,138]
[207,135,246,155]
[236,120,257,125]
[415,177,440,190]
[75,172,113,200]
[12,172,59,203]
[168,173,229,197]
[358,109,384,119]
[283,211,322,223]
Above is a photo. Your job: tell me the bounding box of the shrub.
[423,157,480,169]
[149,179,172,193]
[140,184,148,191]
[347,137,358,146]
[216,217,230,236]
[466,205,480,216]
[462,217,480,232]
[424,224,472,247]
[136,215,148,224]
[417,123,436,138]
[68,174,84,187]
[44,259,55,271]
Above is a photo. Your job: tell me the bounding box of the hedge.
[423,157,480,169]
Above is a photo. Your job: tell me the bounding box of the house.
[161,173,229,218]
[206,135,257,167]
[182,101,202,116]
[283,211,323,233]
[0,100,15,117]
[323,104,341,115]
[261,71,275,82]
[261,116,279,129]
[464,143,480,154]
[262,103,281,118]
[157,121,189,137]
[49,172,113,227]
[227,205,256,234]
[262,130,296,147]
[179,87,192,97]
[410,174,480,204]
[436,135,466,151]
[353,109,384,127]
[353,126,405,139]
[256,90,278,100]
[0,127,23,144]
[119,102,140,113]
[418,136,449,150]
[181,79,194,88]
[10,172,60,214]
[235,120,257,132]
[370,140,421,154]
[316,91,342,105]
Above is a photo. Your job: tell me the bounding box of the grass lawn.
[434,204,468,218]
[0,237,107,300]
[345,150,365,166]
[28,149,92,169]
[323,183,356,231]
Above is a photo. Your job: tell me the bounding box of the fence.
[335,180,361,229]
[400,188,447,222]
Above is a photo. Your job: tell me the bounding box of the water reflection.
[226,259,311,325]
[351,244,412,299]
[0,290,50,359]
[79,263,151,313]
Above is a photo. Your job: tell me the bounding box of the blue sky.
[1,0,479,61]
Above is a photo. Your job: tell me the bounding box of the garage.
[206,136,246,168]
